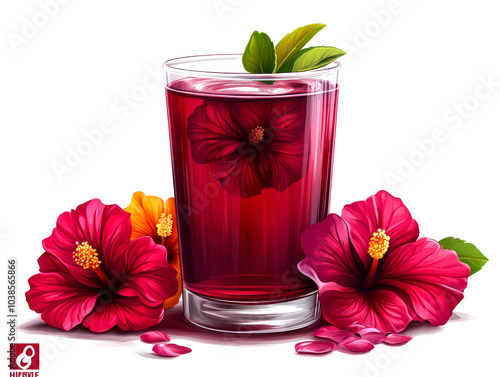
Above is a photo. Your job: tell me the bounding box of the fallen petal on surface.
[152,343,192,357]
[383,334,412,345]
[347,323,368,333]
[339,337,374,352]
[295,341,337,355]
[315,326,355,342]
[358,328,387,344]
[140,331,171,343]
[357,327,381,335]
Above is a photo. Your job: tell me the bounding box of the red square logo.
[9,343,40,370]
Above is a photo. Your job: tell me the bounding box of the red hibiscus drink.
[163,55,340,332]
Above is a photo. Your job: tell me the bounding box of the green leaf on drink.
[242,31,276,74]
[438,237,488,276]
[275,23,326,72]
[285,46,345,72]
[242,24,345,75]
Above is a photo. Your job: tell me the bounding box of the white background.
[1,0,499,376]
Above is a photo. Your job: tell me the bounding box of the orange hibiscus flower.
[125,192,181,309]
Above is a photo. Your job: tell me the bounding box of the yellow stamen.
[157,213,173,238]
[248,126,264,145]
[367,229,390,259]
[73,241,101,270]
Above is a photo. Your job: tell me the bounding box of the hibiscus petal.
[37,252,98,288]
[124,191,165,243]
[383,334,412,345]
[162,199,182,308]
[339,337,374,352]
[265,101,306,143]
[140,331,171,343]
[163,197,180,271]
[113,296,165,332]
[153,344,192,357]
[205,101,244,138]
[81,299,118,333]
[314,326,355,342]
[347,323,368,333]
[377,237,469,327]
[210,151,269,198]
[258,141,308,193]
[187,101,244,163]
[42,199,131,286]
[232,100,305,143]
[358,328,387,344]
[41,211,100,288]
[341,190,419,261]
[26,272,100,331]
[347,324,388,343]
[357,327,382,335]
[231,101,268,134]
[119,237,178,307]
[83,295,164,332]
[295,341,336,354]
[163,273,182,310]
[95,204,132,278]
[299,214,368,288]
[318,282,414,334]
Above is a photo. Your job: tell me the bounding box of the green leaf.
[242,31,276,74]
[283,46,345,72]
[275,23,326,72]
[439,237,488,276]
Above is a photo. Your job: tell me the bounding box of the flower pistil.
[73,241,112,287]
[364,229,390,288]
[248,126,264,145]
[156,213,173,238]
[367,229,390,260]
[73,241,101,269]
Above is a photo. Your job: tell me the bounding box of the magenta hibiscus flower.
[298,191,470,334]
[26,199,178,332]
[187,99,307,198]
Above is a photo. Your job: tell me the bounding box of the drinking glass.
[163,55,340,333]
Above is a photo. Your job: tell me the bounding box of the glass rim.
[162,54,341,80]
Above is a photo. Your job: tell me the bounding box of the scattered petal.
[359,332,387,344]
[383,334,412,346]
[140,331,171,343]
[314,326,355,342]
[152,343,192,357]
[358,328,387,344]
[295,341,337,355]
[347,323,367,333]
[356,327,380,335]
[339,337,374,353]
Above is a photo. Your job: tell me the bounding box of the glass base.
[183,287,321,333]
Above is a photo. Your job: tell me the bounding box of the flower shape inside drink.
[187,98,308,198]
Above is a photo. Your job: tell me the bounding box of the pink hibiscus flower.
[187,99,308,198]
[298,190,470,334]
[26,199,178,332]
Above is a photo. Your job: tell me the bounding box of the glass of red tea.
[163,54,340,333]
